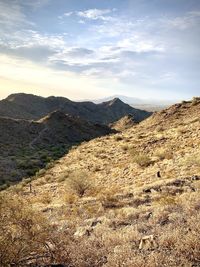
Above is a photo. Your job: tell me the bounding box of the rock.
[139,234,157,250]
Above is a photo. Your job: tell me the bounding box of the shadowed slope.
[0,93,152,124]
[0,111,114,186]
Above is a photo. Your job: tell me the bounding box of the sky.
[0,0,200,101]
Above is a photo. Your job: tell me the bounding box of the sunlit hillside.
[1,98,200,266]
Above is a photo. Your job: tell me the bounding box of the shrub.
[0,183,9,191]
[45,175,54,183]
[66,170,94,197]
[154,148,173,160]
[121,144,129,151]
[21,177,32,186]
[0,195,51,266]
[191,97,200,105]
[132,153,152,167]
[63,192,78,204]
[155,195,178,206]
[36,168,46,177]
[156,126,164,132]
[114,135,123,141]
[98,185,121,209]
[37,191,52,204]
[57,174,68,182]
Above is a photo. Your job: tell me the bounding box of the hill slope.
[0,93,151,124]
[0,111,114,186]
[109,114,136,131]
[1,98,200,266]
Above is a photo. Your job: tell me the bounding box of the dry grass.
[132,153,152,167]
[154,148,173,160]
[1,175,200,267]
[185,154,200,167]
[1,99,200,266]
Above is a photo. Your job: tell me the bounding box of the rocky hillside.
[0,93,151,124]
[1,97,200,267]
[109,114,136,131]
[0,111,114,186]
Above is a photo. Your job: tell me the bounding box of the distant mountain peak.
[111,97,123,104]
[6,93,42,102]
[105,97,125,106]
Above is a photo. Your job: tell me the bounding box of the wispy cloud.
[58,8,115,21]
[0,0,33,28]
[77,8,113,21]
[166,11,200,30]
[58,11,73,20]
[19,0,50,9]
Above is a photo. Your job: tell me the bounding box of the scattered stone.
[139,235,157,250]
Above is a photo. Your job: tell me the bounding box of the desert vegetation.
[0,143,70,190]
[1,173,200,266]
[0,98,200,266]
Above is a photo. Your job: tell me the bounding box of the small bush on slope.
[0,195,51,266]
[129,147,152,167]
[66,170,95,197]
[132,153,152,167]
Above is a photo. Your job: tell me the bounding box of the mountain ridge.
[0,93,152,124]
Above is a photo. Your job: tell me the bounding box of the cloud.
[0,29,65,50]
[58,11,73,20]
[78,20,86,24]
[0,54,112,100]
[0,28,66,65]
[19,0,50,9]
[64,48,94,57]
[0,44,56,62]
[162,10,200,30]
[77,9,112,20]
[0,1,199,100]
[188,11,200,17]
[0,0,33,28]
[58,8,115,21]
[64,11,73,17]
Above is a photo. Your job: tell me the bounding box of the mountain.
[87,94,177,111]
[0,111,114,186]
[1,97,199,266]
[0,93,152,124]
[1,97,200,266]
[87,94,177,105]
[86,94,144,104]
